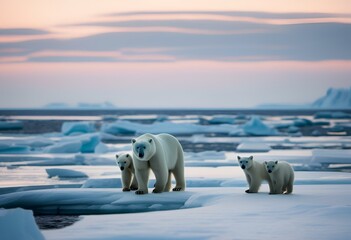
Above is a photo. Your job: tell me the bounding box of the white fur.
[237,156,273,193]
[132,133,185,194]
[115,153,138,192]
[265,161,294,194]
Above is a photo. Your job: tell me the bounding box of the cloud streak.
[0,12,350,63]
[0,28,50,36]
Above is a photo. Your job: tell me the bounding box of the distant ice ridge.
[43,101,116,109]
[0,208,45,240]
[257,87,351,109]
[102,117,280,136]
[312,87,351,109]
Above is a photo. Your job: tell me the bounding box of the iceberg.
[44,133,101,153]
[0,208,44,240]
[61,121,96,135]
[242,116,279,136]
[43,141,82,153]
[312,87,351,109]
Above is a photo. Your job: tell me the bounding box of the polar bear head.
[264,161,278,173]
[115,153,132,171]
[131,134,156,161]
[237,156,253,170]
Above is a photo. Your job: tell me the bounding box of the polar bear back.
[274,161,294,183]
[153,133,183,170]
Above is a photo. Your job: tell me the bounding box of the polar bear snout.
[268,169,272,173]
[120,166,125,171]
[241,165,246,169]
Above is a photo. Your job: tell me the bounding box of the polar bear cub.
[264,161,294,194]
[115,153,138,192]
[238,156,273,193]
[132,133,185,195]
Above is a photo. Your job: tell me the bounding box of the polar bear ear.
[126,154,129,158]
[264,161,267,164]
[275,161,278,164]
[148,139,153,143]
[131,139,136,144]
[115,154,119,159]
[237,156,241,160]
[249,156,253,160]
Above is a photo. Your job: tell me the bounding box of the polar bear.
[264,161,294,194]
[115,153,138,192]
[131,133,185,195]
[238,156,273,193]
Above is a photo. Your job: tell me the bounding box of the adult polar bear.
[131,133,185,194]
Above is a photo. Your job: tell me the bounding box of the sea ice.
[315,111,351,119]
[0,142,30,153]
[102,120,240,135]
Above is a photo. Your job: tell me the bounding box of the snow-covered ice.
[40,185,351,240]
[0,208,45,240]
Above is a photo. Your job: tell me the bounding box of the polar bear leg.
[153,167,168,193]
[164,171,172,192]
[172,161,185,191]
[121,171,132,191]
[268,179,274,194]
[274,182,284,194]
[135,168,149,195]
[130,174,138,191]
[248,178,261,193]
[286,180,293,194]
[244,173,252,193]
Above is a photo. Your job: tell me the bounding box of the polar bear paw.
[172,187,183,191]
[135,190,145,195]
[122,187,130,192]
[152,189,162,193]
[130,186,138,191]
[245,189,257,193]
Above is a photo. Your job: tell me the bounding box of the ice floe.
[236,142,271,152]
[46,168,88,178]
[0,208,45,240]
[0,121,23,130]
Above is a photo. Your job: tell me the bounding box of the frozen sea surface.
[1,109,351,240]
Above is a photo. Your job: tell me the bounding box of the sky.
[0,0,351,109]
